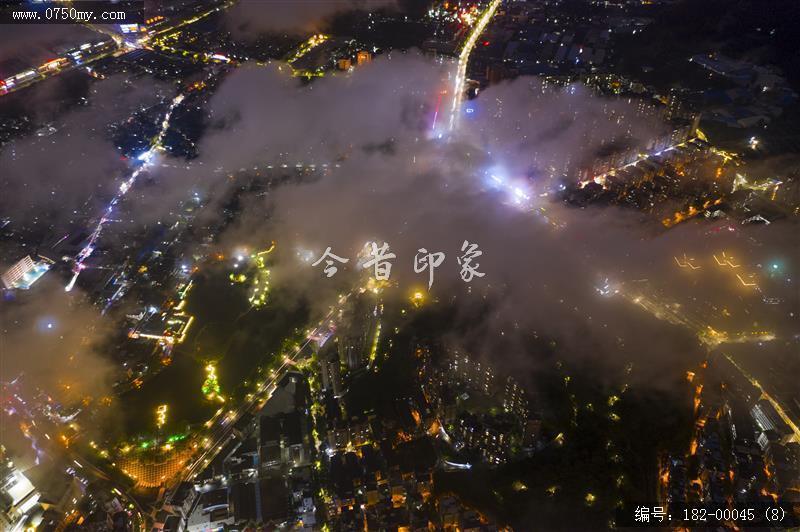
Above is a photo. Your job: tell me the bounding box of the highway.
[448,0,502,133]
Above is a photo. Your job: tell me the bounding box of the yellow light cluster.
[155,404,168,429]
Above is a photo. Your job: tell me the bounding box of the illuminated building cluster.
[128,280,195,345]
[117,448,193,488]
[422,351,536,465]
[1,255,53,290]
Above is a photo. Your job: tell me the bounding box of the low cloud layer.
[132,52,798,388]
[3,50,796,462]
[0,277,115,407]
[0,75,169,229]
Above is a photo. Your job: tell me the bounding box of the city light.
[2,2,798,529]
[713,251,741,268]
[410,290,425,307]
[202,363,224,402]
[732,173,782,198]
[155,404,168,429]
[448,0,502,133]
[662,198,723,228]
[247,242,274,307]
[66,92,186,291]
[674,254,701,270]
[287,34,329,64]
[736,273,758,288]
[368,321,382,364]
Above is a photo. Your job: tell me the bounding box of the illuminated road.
[613,282,799,443]
[722,353,800,443]
[437,0,565,228]
[427,0,563,227]
[162,290,355,502]
[447,0,502,133]
[0,0,233,98]
[66,91,186,291]
[149,0,236,40]
[578,137,708,190]
[0,45,119,98]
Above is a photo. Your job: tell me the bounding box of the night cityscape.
[0,0,798,530]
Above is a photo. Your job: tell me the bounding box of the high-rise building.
[356,50,372,66]
[751,400,791,439]
[664,88,683,121]
[319,348,343,397]
[502,377,530,420]
[338,334,367,371]
[1,255,52,289]
[449,352,494,395]
[0,452,40,529]
[335,293,374,371]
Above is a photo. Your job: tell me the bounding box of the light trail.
[66,92,186,291]
[447,0,501,133]
[431,91,443,132]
